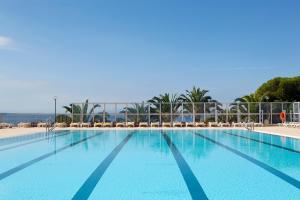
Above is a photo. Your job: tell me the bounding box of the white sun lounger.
[151,122,160,127]
[139,122,148,127]
[173,122,183,127]
[208,122,219,127]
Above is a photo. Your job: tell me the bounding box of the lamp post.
[54,96,57,123]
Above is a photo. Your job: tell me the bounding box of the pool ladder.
[245,122,254,131]
[45,118,55,133]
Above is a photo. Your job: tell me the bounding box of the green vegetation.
[237,76,300,103]
[61,76,300,123]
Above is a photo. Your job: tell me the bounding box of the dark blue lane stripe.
[72,133,133,200]
[195,133,300,190]
[163,133,208,200]
[0,131,70,152]
[224,132,300,154]
[0,133,102,181]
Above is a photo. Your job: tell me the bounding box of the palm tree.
[63,99,101,122]
[230,94,264,122]
[121,102,148,122]
[148,93,182,122]
[180,87,219,121]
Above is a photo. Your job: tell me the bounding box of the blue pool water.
[0,129,299,199]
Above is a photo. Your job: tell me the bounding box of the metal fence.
[69,102,300,125]
[1,102,299,125]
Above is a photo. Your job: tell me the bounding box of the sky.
[0,0,299,113]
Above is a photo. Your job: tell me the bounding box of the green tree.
[255,76,300,101]
[180,87,220,121]
[148,93,182,122]
[121,102,148,122]
[63,99,101,122]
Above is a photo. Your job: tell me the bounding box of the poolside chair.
[232,122,244,127]
[103,122,113,127]
[151,122,160,127]
[195,122,206,127]
[162,122,171,127]
[116,122,125,127]
[208,122,219,127]
[81,122,91,128]
[70,122,81,128]
[55,122,67,128]
[94,122,103,127]
[17,122,31,128]
[126,122,135,127]
[37,122,49,128]
[139,122,149,127]
[219,122,230,127]
[186,122,195,127]
[173,122,183,127]
[254,122,263,127]
[0,123,13,128]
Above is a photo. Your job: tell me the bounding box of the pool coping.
[1,127,300,140]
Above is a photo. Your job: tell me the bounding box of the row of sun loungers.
[4,121,265,128]
[278,122,300,128]
[232,122,264,127]
[61,122,264,128]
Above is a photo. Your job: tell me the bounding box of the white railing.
[69,102,300,125]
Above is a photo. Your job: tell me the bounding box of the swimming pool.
[0,129,299,199]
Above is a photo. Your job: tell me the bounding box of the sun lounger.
[173,122,182,127]
[0,123,13,128]
[186,122,195,127]
[151,122,160,127]
[254,122,263,127]
[94,122,103,127]
[70,122,81,128]
[219,122,230,127]
[208,122,219,127]
[139,122,148,127]
[18,122,31,128]
[116,122,125,127]
[103,122,113,127]
[81,122,91,128]
[195,122,206,127]
[37,122,49,128]
[55,122,67,128]
[126,122,135,127]
[232,122,245,127]
[162,122,171,127]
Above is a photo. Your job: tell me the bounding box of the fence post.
[137,103,139,123]
[148,104,151,125]
[103,103,106,123]
[192,103,195,123]
[92,103,95,123]
[181,103,184,122]
[270,102,273,124]
[215,103,217,122]
[248,102,250,122]
[81,103,84,123]
[125,104,128,123]
[160,102,162,124]
[170,103,173,125]
[115,104,117,122]
[203,103,206,122]
[226,103,228,122]
[237,102,240,122]
[259,102,262,123]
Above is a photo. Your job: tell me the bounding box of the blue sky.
[0,0,299,112]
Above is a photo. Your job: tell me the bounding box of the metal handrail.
[245,122,254,131]
[45,118,55,133]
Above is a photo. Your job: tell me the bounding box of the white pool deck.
[1,126,300,140]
